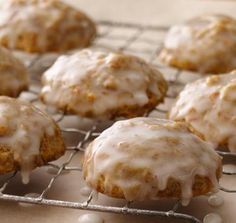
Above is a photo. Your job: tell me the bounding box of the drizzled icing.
[83,118,221,206]
[41,50,167,119]
[78,214,104,223]
[80,186,92,197]
[208,194,224,207]
[0,47,28,97]
[170,70,236,152]
[0,0,96,52]
[0,96,55,183]
[203,213,223,223]
[160,14,236,73]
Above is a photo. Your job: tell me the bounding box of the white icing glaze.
[80,186,92,197]
[170,70,236,152]
[203,213,223,223]
[91,190,99,202]
[160,14,236,73]
[0,96,56,183]
[78,214,104,223]
[0,0,95,52]
[223,164,236,174]
[41,50,167,119]
[83,118,221,206]
[0,47,28,97]
[208,194,224,207]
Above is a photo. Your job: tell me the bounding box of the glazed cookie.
[40,50,168,120]
[83,118,222,206]
[0,47,28,97]
[170,70,236,152]
[159,14,236,74]
[0,96,65,183]
[0,0,96,53]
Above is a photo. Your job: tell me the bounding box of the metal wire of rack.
[0,20,236,223]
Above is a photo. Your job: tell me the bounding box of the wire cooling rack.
[0,21,236,223]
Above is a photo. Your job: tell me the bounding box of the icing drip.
[41,50,167,119]
[83,118,221,205]
[0,97,55,183]
[80,186,92,197]
[78,214,104,223]
[170,71,236,152]
[203,213,223,223]
[208,194,224,207]
[223,164,236,174]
